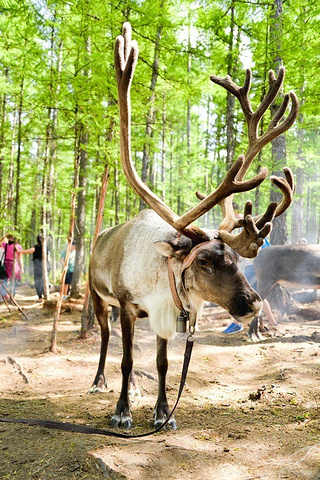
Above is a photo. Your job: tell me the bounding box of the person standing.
[20,234,49,301]
[0,233,23,298]
[60,241,76,300]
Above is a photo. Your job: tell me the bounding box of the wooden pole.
[80,164,109,339]
[50,141,80,353]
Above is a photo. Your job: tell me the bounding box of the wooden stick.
[7,356,30,384]
[0,280,30,321]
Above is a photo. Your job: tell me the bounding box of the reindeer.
[254,244,320,298]
[88,23,298,430]
[248,244,320,340]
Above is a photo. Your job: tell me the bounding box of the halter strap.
[181,239,222,273]
[167,238,222,313]
[168,257,184,311]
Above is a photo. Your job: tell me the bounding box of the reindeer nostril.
[230,295,262,318]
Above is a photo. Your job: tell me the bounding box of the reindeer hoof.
[87,374,106,393]
[110,415,121,428]
[248,332,265,342]
[154,418,177,430]
[154,409,178,430]
[110,413,132,429]
[122,417,132,429]
[87,385,105,394]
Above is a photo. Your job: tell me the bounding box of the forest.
[0,0,319,288]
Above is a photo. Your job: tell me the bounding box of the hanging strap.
[0,335,194,439]
[167,257,184,312]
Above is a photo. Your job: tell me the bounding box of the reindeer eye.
[198,259,209,267]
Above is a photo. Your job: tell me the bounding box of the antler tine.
[270,167,295,217]
[211,67,299,182]
[219,198,275,258]
[244,91,299,169]
[218,166,295,258]
[251,68,285,134]
[174,155,268,232]
[210,69,253,124]
[247,167,294,228]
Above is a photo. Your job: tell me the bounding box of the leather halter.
[181,239,222,273]
[167,238,222,312]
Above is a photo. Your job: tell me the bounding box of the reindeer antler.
[208,69,298,256]
[115,23,298,254]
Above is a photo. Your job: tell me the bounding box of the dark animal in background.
[88,23,298,430]
[248,244,320,339]
[254,244,320,298]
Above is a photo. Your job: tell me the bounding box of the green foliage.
[0,0,319,275]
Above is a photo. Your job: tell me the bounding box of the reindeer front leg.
[154,335,177,430]
[110,303,135,429]
[88,290,110,393]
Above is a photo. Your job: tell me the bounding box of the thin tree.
[50,142,80,353]
[80,164,109,339]
[139,21,163,210]
[269,0,287,245]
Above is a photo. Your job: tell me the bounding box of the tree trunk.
[50,137,80,353]
[0,69,8,206]
[269,0,287,246]
[80,164,109,339]
[226,1,236,170]
[41,120,51,300]
[161,94,166,201]
[114,157,120,225]
[71,124,88,297]
[291,105,305,243]
[6,109,17,224]
[71,31,91,297]
[14,75,24,229]
[139,24,162,211]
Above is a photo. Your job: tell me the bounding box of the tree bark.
[50,146,80,353]
[80,164,109,339]
[139,23,162,211]
[226,1,236,170]
[269,0,287,246]
[71,124,88,297]
[0,68,8,206]
[14,75,24,229]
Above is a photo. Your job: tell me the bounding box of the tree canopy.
[0,0,319,281]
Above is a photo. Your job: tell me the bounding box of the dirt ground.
[1,285,320,480]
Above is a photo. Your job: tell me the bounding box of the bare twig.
[134,369,157,382]
[7,356,30,384]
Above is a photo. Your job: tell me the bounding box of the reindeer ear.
[154,237,191,259]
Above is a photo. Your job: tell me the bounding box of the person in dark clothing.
[20,235,49,301]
